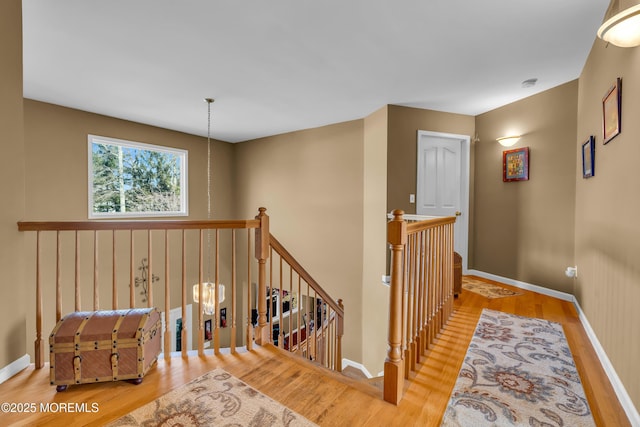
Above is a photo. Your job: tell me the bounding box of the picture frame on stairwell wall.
[503,146,529,182]
[205,319,212,340]
[582,135,595,179]
[220,308,227,328]
[602,77,621,145]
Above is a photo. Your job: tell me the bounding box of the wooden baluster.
[34,231,44,369]
[94,230,99,311]
[246,229,253,351]
[297,274,302,356]
[404,233,412,378]
[75,231,81,311]
[147,230,152,308]
[326,305,332,369]
[112,230,118,310]
[313,290,318,362]
[384,209,406,405]
[306,282,311,360]
[214,229,220,355]
[181,230,188,358]
[198,229,204,356]
[231,229,237,353]
[164,230,171,360]
[269,247,274,345]
[418,230,427,356]
[288,262,293,353]
[448,222,455,317]
[428,227,436,347]
[56,231,62,322]
[254,207,269,345]
[278,255,284,349]
[130,230,135,308]
[337,299,344,372]
[412,231,423,364]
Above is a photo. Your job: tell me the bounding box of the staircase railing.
[268,234,343,371]
[384,210,456,404]
[17,207,342,374]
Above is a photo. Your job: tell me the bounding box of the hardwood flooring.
[0,276,631,426]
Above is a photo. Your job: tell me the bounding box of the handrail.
[18,219,261,231]
[269,234,344,319]
[384,209,456,404]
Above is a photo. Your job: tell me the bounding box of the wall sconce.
[496,136,521,147]
[193,282,226,315]
[597,0,640,47]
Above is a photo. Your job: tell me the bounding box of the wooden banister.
[18,207,343,375]
[18,208,269,366]
[267,233,343,372]
[384,209,456,405]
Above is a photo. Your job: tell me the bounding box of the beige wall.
[23,100,233,221]
[234,120,366,366]
[575,41,640,409]
[0,0,26,369]
[473,81,578,293]
[362,106,389,373]
[386,105,475,214]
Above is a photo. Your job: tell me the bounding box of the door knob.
[455,211,462,216]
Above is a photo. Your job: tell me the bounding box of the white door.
[416,131,470,272]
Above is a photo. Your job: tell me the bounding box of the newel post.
[254,207,270,345]
[384,210,407,404]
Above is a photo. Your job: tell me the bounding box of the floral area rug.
[462,277,523,298]
[441,309,595,427]
[107,368,317,427]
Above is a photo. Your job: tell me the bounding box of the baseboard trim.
[466,269,574,302]
[466,269,640,425]
[0,354,30,385]
[573,300,640,426]
[341,358,377,379]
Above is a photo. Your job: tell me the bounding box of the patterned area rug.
[107,368,317,426]
[462,277,523,298]
[441,309,595,427]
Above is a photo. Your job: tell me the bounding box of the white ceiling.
[22,0,608,143]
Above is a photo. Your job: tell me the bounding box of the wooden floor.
[0,276,631,426]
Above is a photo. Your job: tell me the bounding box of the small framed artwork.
[204,319,212,341]
[582,136,595,178]
[603,77,622,144]
[220,307,227,328]
[503,147,529,182]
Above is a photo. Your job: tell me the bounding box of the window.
[88,135,188,218]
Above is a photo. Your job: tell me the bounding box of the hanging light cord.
[205,98,214,281]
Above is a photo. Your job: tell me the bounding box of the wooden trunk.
[49,308,161,391]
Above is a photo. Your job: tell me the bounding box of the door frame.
[416,130,471,273]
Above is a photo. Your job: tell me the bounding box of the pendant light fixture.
[193,98,225,315]
[597,0,640,47]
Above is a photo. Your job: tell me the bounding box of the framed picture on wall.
[503,147,529,182]
[582,136,595,178]
[603,78,622,144]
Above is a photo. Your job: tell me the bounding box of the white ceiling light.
[497,136,521,147]
[597,0,640,47]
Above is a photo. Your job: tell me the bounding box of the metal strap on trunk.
[110,310,130,380]
[73,314,93,383]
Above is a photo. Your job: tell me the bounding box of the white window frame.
[88,135,188,219]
